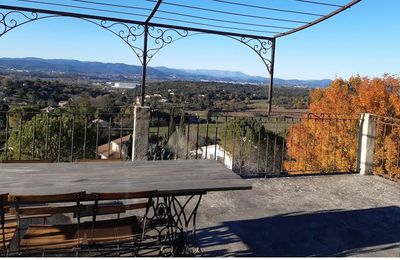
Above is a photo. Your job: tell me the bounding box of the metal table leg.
[145,193,204,256]
[166,194,203,256]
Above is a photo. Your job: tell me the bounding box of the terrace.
[0,110,399,257]
[0,161,399,257]
[197,174,400,257]
[0,0,399,257]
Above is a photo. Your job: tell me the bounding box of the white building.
[41,106,55,113]
[112,82,139,89]
[196,144,233,170]
[92,119,109,128]
[58,101,69,107]
[97,135,131,159]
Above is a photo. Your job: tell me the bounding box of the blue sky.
[0,0,399,80]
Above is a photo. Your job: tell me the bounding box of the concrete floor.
[195,174,400,257]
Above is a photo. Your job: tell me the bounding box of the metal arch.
[227,36,274,74]
[141,29,274,77]
[227,36,276,113]
[139,25,191,105]
[0,10,145,65]
[140,29,276,112]
[0,6,277,111]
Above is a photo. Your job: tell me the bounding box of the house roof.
[98,134,131,154]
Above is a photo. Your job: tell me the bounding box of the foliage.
[0,102,9,128]
[2,110,97,161]
[0,77,138,116]
[0,78,106,106]
[147,141,174,161]
[220,117,285,176]
[286,75,400,179]
[7,106,41,129]
[147,81,310,111]
[285,114,360,173]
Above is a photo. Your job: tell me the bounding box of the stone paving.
[195,174,400,257]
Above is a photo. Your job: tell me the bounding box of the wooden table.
[0,159,251,255]
[0,160,251,195]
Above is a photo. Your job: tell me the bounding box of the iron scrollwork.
[0,9,191,66]
[146,26,190,64]
[0,10,47,38]
[0,9,273,78]
[0,9,147,65]
[231,36,274,75]
[144,194,203,256]
[89,20,146,64]
[167,194,203,256]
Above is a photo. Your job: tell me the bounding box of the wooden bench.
[0,160,52,163]
[9,191,155,256]
[1,194,17,256]
[76,159,124,163]
[9,192,86,255]
[81,191,155,249]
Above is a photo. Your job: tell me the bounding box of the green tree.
[2,111,97,161]
[7,106,40,129]
[0,102,9,128]
[220,117,285,176]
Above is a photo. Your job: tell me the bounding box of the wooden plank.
[0,160,240,181]
[0,159,234,174]
[0,160,252,195]
[9,192,85,203]
[1,180,251,196]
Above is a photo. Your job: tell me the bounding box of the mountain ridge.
[0,57,332,87]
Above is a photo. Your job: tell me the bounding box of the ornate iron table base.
[145,193,204,256]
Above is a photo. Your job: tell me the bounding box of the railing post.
[132,106,150,161]
[357,113,377,175]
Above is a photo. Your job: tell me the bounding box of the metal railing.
[0,109,361,177]
[148,110,361,176]
[373,116,400,181]
[0,110,135,162]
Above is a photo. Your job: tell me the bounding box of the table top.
[0,160,252,195]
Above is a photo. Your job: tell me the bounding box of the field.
[149,113,303,141]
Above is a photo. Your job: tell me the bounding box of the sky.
[0,0,399,80]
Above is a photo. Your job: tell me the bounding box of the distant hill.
[0,57,332,87]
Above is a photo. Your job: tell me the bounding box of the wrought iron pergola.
[0,0,361,112]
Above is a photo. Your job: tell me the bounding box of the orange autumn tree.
[286,75,400,179]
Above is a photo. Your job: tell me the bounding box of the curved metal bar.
[0,9,275,111]
[276,0,362,38]
[146,0,163,24]
[83,19,145,64]
[140,28,275,111]
[144,28,273,76]
[0,10,46,37]
[146,26,190,64]
[0,10,145,64]
[0,4,274,41]
[227,36,274,74]
[0,8,274,76]
[1,1,362,40]
[166,194,203,255]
